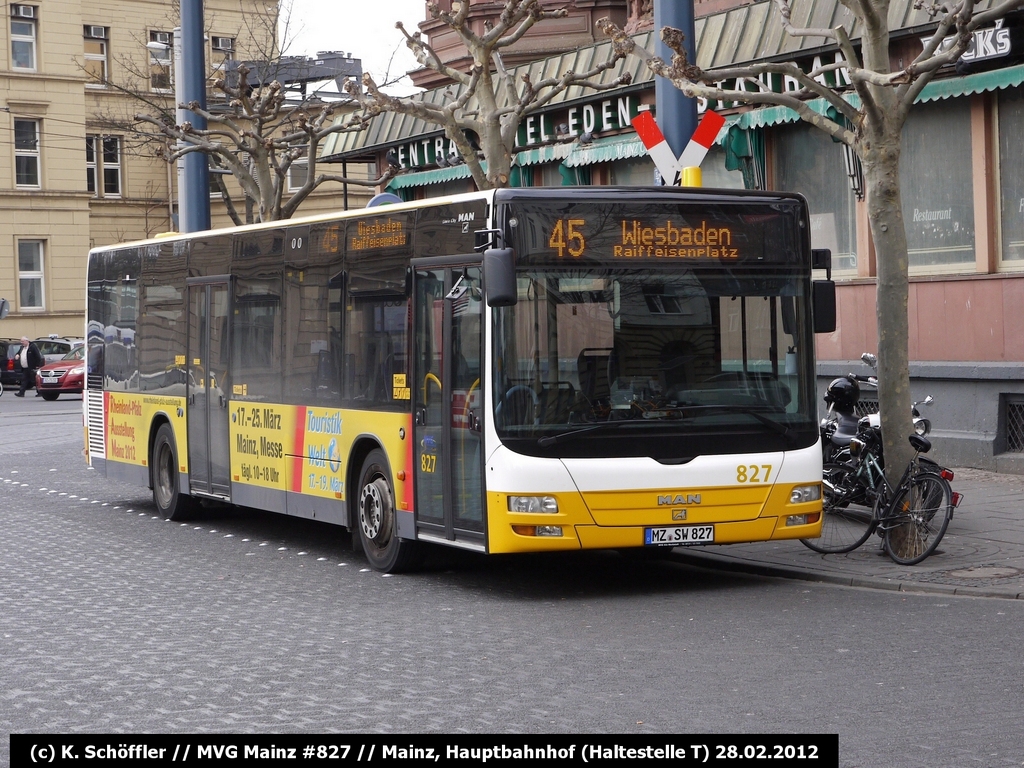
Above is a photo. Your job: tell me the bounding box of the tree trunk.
[861,142,915,482]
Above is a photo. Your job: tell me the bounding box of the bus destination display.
[549,217,739,260]
[520,203,797,265]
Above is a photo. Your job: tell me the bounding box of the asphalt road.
[1,393,1022,767]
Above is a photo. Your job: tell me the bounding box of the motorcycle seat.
[830,412,861,447]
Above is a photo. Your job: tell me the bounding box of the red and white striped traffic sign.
[631,111,680,182]
[678,110,726,170]
[630,109,726,181]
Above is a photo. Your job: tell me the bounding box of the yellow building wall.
[2,0,370,341]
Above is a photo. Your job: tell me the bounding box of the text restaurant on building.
[321,0,1024,472]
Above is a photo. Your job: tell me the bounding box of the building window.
[11,12,36,70]
[14,119,40,188]
[211,35,234,71]
[288,157,308,191]
[149,30,172,91]
[18,240,44,310]
[86,136,121,197]
[84,26,108,84]
[775,122,859,274]
[900,98,975,272]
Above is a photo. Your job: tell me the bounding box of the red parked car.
[35,346,85,400]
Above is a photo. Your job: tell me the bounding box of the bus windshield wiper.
[537,404,796,447]
[536,419,647,447]
[663,404,796,441]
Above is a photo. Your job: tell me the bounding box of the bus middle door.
[187,278,232,498]
[412,263,485,548]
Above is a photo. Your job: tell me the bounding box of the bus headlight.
[789,484,821,504]
[508,495,558,513]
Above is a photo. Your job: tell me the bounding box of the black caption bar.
[11,734,838,768]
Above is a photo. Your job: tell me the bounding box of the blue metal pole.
[180,0,210,231]
[654,0,698,183]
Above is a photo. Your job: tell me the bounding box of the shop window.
[899,98,975,272]
[775,122,858,274]
[997,89,1024,267]
[699,147,745,190]
[609,156,656,186]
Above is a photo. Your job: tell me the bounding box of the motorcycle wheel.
[801,462,877,554]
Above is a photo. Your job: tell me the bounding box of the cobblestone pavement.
[3,399,1024,767]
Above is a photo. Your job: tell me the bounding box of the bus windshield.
[491,265,817,458]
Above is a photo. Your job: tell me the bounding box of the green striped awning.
[385,163,473,190]
[562,133,646,167]
[732,64,1024,129]
[918,62,1024,102]
[513,142,573,167]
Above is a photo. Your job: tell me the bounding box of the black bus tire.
[152,423,192,521]
[356,449,422,573]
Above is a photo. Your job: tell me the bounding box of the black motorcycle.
[819,352,933,466]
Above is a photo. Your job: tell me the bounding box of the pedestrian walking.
[15,336,43,397]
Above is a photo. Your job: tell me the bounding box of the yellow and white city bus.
[84,187,834,572]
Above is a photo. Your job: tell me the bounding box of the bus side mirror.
[484,248,517,307]
[812,280,836,333]
[0,298,8,320]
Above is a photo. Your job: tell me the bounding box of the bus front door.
[187,280,231,498]
[413,264,485,546]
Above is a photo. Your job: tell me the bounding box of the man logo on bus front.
[658,494,701,505]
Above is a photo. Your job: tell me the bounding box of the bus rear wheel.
[153,423,192,521]
[356,449,422,573]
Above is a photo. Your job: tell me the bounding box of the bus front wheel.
[153,423,192,521]
[356,449,422,573]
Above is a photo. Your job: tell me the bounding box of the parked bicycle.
[803,432,962,565]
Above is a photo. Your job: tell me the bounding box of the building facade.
[2,0,370,342]
[322,0,1024,472]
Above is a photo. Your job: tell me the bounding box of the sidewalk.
[672,468,1024,599]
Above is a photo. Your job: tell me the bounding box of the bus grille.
[86,389,105,459]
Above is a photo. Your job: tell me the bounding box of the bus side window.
[344,254,410,409]
[343,296,408,407]
[232,281,281,402]
[281,267,342,405]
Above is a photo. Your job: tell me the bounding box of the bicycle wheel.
[801,462,877,554]
[883,471,952,565]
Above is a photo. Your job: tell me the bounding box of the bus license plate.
[645,525,714,546]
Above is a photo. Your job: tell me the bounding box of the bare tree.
[345,0,633,190]
[135,69,389,223]
[90,0,387,224]
[601,0,1024,476]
